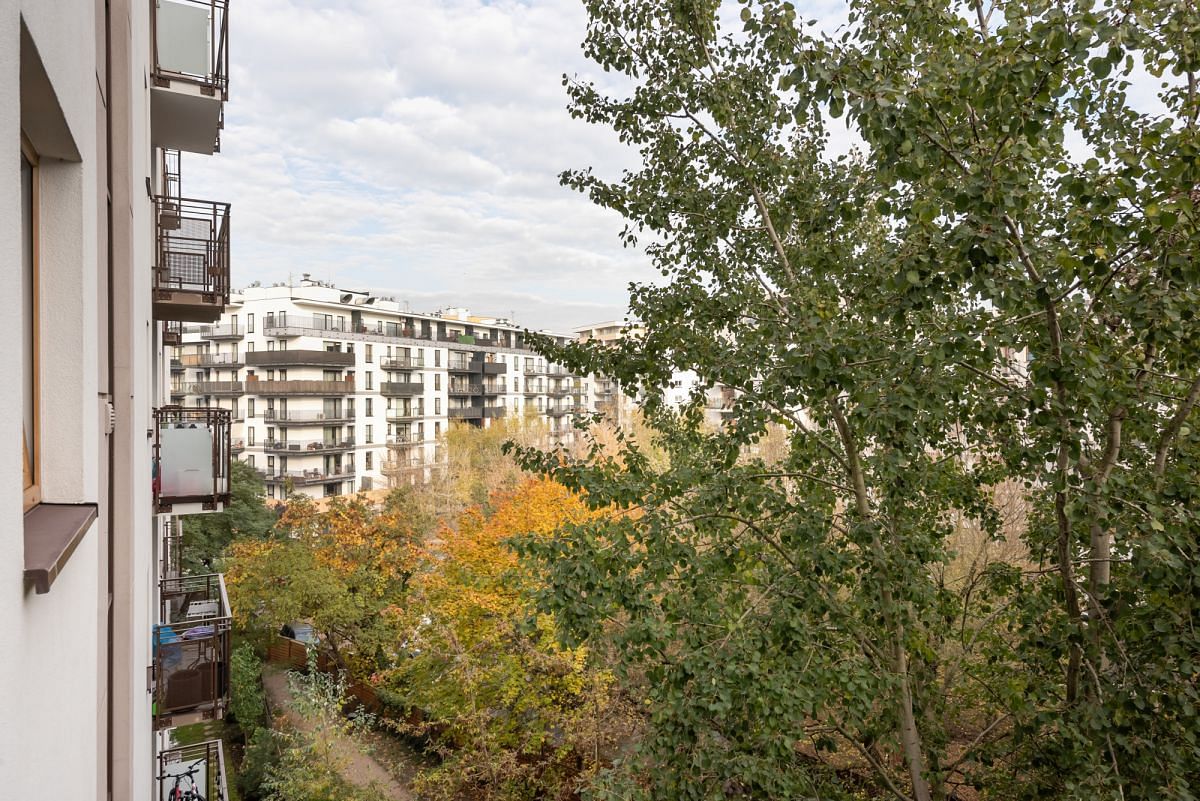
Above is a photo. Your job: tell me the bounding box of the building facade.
[4,1,235,798]
[175,280,596,499]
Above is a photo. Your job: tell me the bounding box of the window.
[267,370,275,381]
[435,422,441,437]
[435,398,441,414]
[248,427,255,446]
[365,451,373,470]
[434,350,441,367]
[268,340,275,351]
[246,455,255,468]
[434,373,441,391]
[247,313,255,333]
[366,371,374,390]
[267,484,275,499]
[365,398,373,416]
[247,398,255,418]
[366,344,373,363]
[247,341,254,352]
[21,139,39,510]
[365,424,373,444]
[267,455,275,471]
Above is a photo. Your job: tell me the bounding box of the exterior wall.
[1,2,107,800]
[177,283,596,498]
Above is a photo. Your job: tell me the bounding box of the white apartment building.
[4,1,235,799]
[175,279,596,499]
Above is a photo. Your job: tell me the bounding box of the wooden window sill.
[24,503,98,594]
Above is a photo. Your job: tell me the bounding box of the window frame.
[21,134,41,513]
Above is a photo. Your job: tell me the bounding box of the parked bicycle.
[161,757,206,801]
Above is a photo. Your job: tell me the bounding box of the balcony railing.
[200,323,242,340]
[447,359,473,372]
[483,405,507,419]
[448,406,483,420]
[188,381,243,395]
[154,406,231,512]
[387,432,422,445]
[160,517,182,582]
[263,468,355,486]
[181,352,243,367]
[248,379,355,396]
[154,573,231,729]
[163,320,184,346]
[381,356,425,369]
[230,439,245,454]
[157,740,229,801]
[386,408,422,422]
[381,456,424,476]
[170,358,184,372]
[483,382,506,395]
[152,196,230,323]
[246,349,355,368]
[381,381,424,396]
[263,438,355,454]
[263,409,355,424]
[448,384,481,396]
[479,361,507,376]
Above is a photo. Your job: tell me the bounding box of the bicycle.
[160,757,207,801]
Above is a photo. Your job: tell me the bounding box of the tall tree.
[181,458,277,573]
[512,1,1200,799]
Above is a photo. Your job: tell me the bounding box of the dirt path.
[262,666,418,800]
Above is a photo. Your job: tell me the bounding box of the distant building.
[176,280,595,498]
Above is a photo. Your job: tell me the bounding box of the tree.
[225,494,419,677]
[181,458,277,573]
[510,2,1200,800]
[378,478,636,801]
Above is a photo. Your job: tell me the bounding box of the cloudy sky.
[186,0,660,332]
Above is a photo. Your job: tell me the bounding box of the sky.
[187,0,655,333]
[185,0,1170,334]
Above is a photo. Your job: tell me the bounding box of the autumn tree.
[378,478,636,801]
[225,493,419,677]
[511,1,1200,800]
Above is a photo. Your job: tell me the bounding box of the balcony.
[262,314,354,338]
[479,361,507,376]
[157,740,229,801]
[386,408,422,422]
[547,406,569,417]
[248,379,355,396]
[154,573,231,729]
[246,349,355,368]
[263,438,355,454]
[548,388,570,398]
[230,438,245,454]
[188,381,243,396]
[524,364,544,375]
[483,405,507,419]
[523,386,541,396]
[381,381,424,396]
[263,409,355,425]
[163,320,184,346]
[199,323,242,340]
[154,406,231,513]
[447,359,474,373]
[150,0,228,155]
[181,352,243,368]
[170,358,184,372]
[387,432,422,446]
[160,518,182,582]
[264,468,354,486]
[152,196,230,323]
[448,406,483,420]
[448,383,481,397]
[170,384,187,400]
[482,382,506,395]
[382,456,423,477]
[381,356,425,370]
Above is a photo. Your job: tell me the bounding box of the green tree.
[181,458,277,572]
[512,2,1200,800]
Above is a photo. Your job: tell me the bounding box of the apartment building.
[174,279,596,499]
[4,1,235,799]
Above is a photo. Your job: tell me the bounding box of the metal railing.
[386,408,422,421]
[160,517,182,582]
[248,380,355,396]
[163,320,184,346]
[181,352,242,367]
[157,740,229,801]
[153,406,231,512]
[153,195,230,315]
[262,468,355,486]
[151,0,229,96]
[262,438,355,453]
[263,409,355,424]
[380,356,425,369]
[200,323,241,339]
[448,406,483,420]
[154,573,231,729]
[188,381,243,395]
[448,383,482,396]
